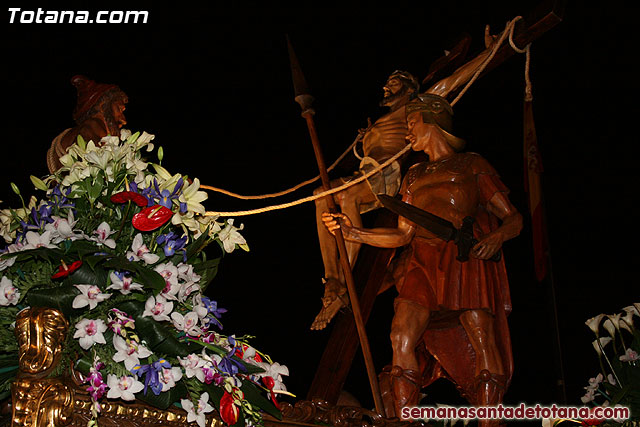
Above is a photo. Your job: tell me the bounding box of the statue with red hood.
[47,75,128,173]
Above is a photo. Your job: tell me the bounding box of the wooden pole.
[287,36,384,415]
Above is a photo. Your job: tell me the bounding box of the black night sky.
[2,0,638,419]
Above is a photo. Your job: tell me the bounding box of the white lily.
[135,131,155,151]
[217,219,247,253]
[0,276,20,306]
[106,374,144,401]
[74,318,107,350]
[72,284,111,310]
[178,178,208,215]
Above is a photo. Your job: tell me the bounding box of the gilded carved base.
[9,307,405,427]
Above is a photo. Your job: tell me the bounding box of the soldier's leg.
[459,309,507,425]
[459,310,504,376]
[389,301,430,416]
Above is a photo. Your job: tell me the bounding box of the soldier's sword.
[377,194,501,262]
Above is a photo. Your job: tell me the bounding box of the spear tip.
[286,35,313,102]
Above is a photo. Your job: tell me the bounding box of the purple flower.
[131,359,172,396]
[201,296,227,329]
[47,186,75,210]
[218,336,246,376]
[150,178,183,209]
[202,366,224,385]
[86,362,107,402]
[156,232,188,257]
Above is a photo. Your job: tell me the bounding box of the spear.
[286,35,384,414]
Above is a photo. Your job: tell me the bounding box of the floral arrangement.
[0,130,289,427]
[577,304,639,425]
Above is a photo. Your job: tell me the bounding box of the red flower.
[110,191,148,207]
[132,205,173,231]
[581,407,605,426]
[262,376,280,409]
[51,260,82,279]
[219,391,239,425]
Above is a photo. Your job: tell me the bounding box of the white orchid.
[72,285,111,310]
[171,311,202,337]
[154,262,179,299]
[142,295,173,322]
[178,354,206,382]
[22,230,57,250]
[159,366,183,392]
[88,221,116,248]
[106,374,144,401]
[181,392,214,427]
[126,233,159,265]
[620,348,639,363]
[107,272,143,295]
[74,318,108,350]
[0,276,20,306]
[44,210,81,243]
[253,361,290,392]
[112,335,153,370]
[581,387,596,404]
[217,219,248,253]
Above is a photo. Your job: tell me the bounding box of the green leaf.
[186,338,228,357]
[66,240,103,258]
[11,247,65,264]
[193,258,220,290]
[26,285,79,316]
[184,228,211,261]
[68,263,109,288]
[119,301,191,357]
[240,381,282,420]
[135,379,188,410]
